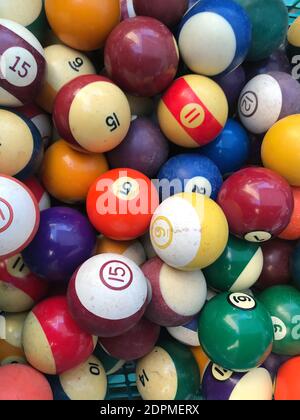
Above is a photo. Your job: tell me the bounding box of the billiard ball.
[190,346,211,382]
[41,140,109,204]
[158,75,228,148]
[244,50,291,81]
[94,341,125,375]
[167,317,200,347]
[234,0,288,61]
[36,44,96,114]
[120,0,136,21]
[136,335,200,400]
[255,239,294,291]
[104,17,179,97]
[0,19,45,106]
[178,0,251,77]
[150,192,229,270]
[201,119,250,176]
[0,175,40,260]
[142,257,207,327]
[87,168,159,241]
[279,188,300,240]
[67,254,148,337]
[0,253,48,313]
[287,16,300,65]
[0,0,47,43]
[23,296,96,375]
[23,177,50,211]
[22,207,96,283]
[259,286,300,356]
[107,118,169,179]
[47,355,107,401]
[217,167,294,243]
[13,104,52,148]
[262,115,300,187]
[45,0,120,51]
[0,109,43,180]
[198,292,274,371]
[263,352,290,381]
[0,312,27,366]
[53,75,131,154]
[203,236,263,292]
[292,241,300,289]
[275,357,300,400]
[238,72,300,135]
[99,318,160,361]
[0,365,53,400]
[157,154,223,201]
[202,362,273,400]
[95,236,146,267]
[133,0,188,28]
[214,66,246,112]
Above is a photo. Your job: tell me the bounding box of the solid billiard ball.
[104,17,179,97]
[67,254,148,337]
[279,188,300,240]
[23,177,51,211]
[198,292,274,371]
[41,140,109,204]
[150,192,228,270]
[0,312,28,366]
[22,207,96,283]
[0,175,40,260]
[53,75,131,154]
[23,296,96,374]
[133,0,188,28]
[275,357,300,400]
[87,168,159,241]
[158,75,228,148]
[0,19,45,106]
[95,236,146,267]
[141,257,207,327]
[259,286,300,356]
[217,167,294,243]
[177,0,251,76]
[167,316,200,347]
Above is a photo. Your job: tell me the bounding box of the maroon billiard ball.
[217,167,294,243]
[133,0,189,28]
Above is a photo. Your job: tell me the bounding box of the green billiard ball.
[259,285,300,356]
[203,236,263,292]
[198,292,274,371]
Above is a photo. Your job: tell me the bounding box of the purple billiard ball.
[22,207,96,283]
[214,66,246,113]
[263,353,290,381]
[244,49,291,81]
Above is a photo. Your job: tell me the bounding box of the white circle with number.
[1,47,38,87]
[272,317,287,341]
[185,177,212,197]
[244,231,272,243]
[112,177,139,201]
[228,293,256,310]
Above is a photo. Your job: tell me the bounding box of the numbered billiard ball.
[136,336,200,400]
[142,257,207,327]
[275,357,300,400]
[95,236,146,267]
[202,362,273,400]
[279,188,300,240]
[23,177,50,211]
[177,0,251,76]
[121,0,136,21]
[203,236,263,292]
[22,207,96,283]
[0,175,40,260]
[0,19,45,106]
[150,192,228,270]
[158,154,223,201]
[262,115,300,187]
[104,17,179,97]
[36,44,96,114]
[238,72,300,135]
[217,167,294,243]
[53,75,131,154]
[0,312,27,366]
[45,0,120,51]
[41,140,109,204]
[158,75,228,148]
[0,254,48,313]
[259,286,300,356]
[99,318,160,361]
[133,0,188,28]
[198,292,274,371]
[200,119,250,176]
[255,239,294,291]
[0,109,43,180]
[94,341,125,375]
[107,117,170,179]
[87,168,159,241]
[0,364,53,400]
[235,0,288,61]
[67,254,148,337]
[167,317,200,347]
[47,355,107,401]
[23,296,96,375]
[0,0,47,43]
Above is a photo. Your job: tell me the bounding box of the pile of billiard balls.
[1,0,300,401]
